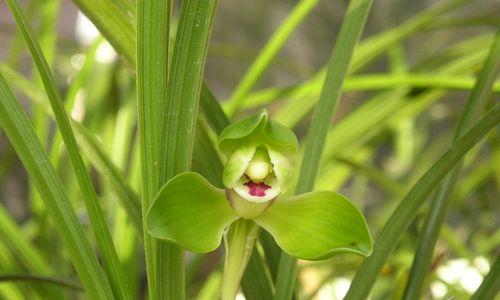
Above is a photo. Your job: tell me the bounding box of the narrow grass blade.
[344,104,500,299]
[402,30,500,300]
[5,0,130,298]
[0,274,83,291]
[157,1,218,297]
[273,0,373,299]
[470,256,500,300]
[224,0,320,117]
[0,71,113,300]
[136,0,171,298]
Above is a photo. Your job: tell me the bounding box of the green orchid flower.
[146,111,372,299]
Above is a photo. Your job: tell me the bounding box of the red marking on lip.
[244,180,271,197]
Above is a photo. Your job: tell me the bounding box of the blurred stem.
[225,0,320,117]
[221,220,260,300]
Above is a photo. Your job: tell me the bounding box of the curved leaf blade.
[255,191,372,260]
[147,172,239,253]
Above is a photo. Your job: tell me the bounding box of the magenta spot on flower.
[244,180,271,197]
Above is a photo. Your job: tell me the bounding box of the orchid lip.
[233,175,280,203]
[244,180,271,197]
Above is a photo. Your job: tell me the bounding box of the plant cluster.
[0,0,498,299]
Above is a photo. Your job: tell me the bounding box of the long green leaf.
[0,70,113,300]
[136,0,171,298]
[5,1,131,299]
[344,104,500,299]
[273,0,373,299]
[402,29,500,300]
[155,1,218,297]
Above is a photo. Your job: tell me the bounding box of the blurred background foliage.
[0,0,499,299]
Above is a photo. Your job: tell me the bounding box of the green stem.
[221,220,260,300]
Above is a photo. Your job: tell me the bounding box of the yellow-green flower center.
[245,147,272,181]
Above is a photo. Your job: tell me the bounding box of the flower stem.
[221,219,260,300]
